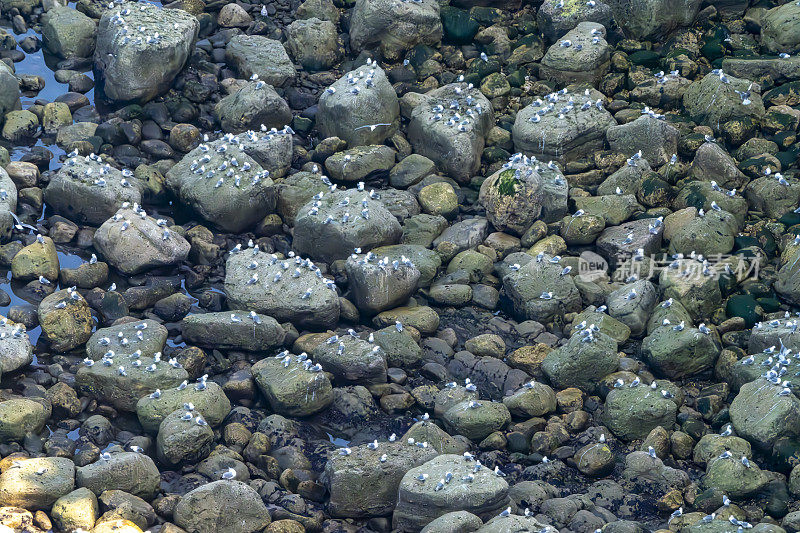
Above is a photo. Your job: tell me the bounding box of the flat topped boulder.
[317,63,399,147]
[251,354,333,417]
[408,83,494,182]
[0,318,33,374]
[292,189,403,264]
[513,88,616,163]
[349,0,442,60]
[501,253,582,322]
[345,253,420,314]
[85,319,167,362]
[603,379,680,440]
[181,312,285,352]
[214,81,292,134]
[45,154,141,225]
[93,205,190,275]
[683,72,765,133]
[94,2,199,103]
[540,22,610,85]
[730,378,800,450]
[225,34,295,87]
[166,132,277,233]
[393,454,511,531]
[326,440,439,518]
[542,329,619,392]
[0,457,75,510]
[75,352,189,411]
[76,451,160,500]
[136,380,231,433]
[224,250,339,329]
[312,334,388,384]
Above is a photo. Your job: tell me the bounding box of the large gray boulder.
[93,206,190,275]
[225,249,339,328]
[156,408,214,466]
[174,481,271,533]
[393,454,510,531]
[0,318,33,374]
[165,133,277,233]
[94,3,199,103]
[761,2,800,54]
[136,381,231,433]
[214,82,292,134]
[539,22,610,86]
[317,64,400,147]
[345,253,420,314]
[542,330,619,392]
[683,72,765,134]
[537,0,613,42]
[45,155,141,225]
[0,457,75,510]
[479,160,544,236]
[0,63,20,126]
[408,84,493,183]
[606,0,701,40]
[501,253,582,322]
[0,398,50,443]
[349,0,442,60]
[225,35,295,87]
[181,312,286,352]
[642,325,720,379]
[251,355,333,416]
[76,451,160,500]
[326,441,438,518]
[513,88,615,163]
[85,319,167,363]
[42,6,96,59]
[312,335,388,384]
[730,378,800,450]
[603,380,679,440]
[285,17,341,71]
[75,356,189,412]
[292,189,402,263]
[606,115,679,166]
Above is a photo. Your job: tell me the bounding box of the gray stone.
[690,142,749,190]
[317,64,399,147]
[44,155,141,226]
[214,82,292,134]
[606,115,678,166]
[292,189,402,263]
[761,2,800,54]
[345,253,419,314]
[94,3,199,103]
[513,88,616,163]
[181,312,285,352]
[683,72,765,134]
[326,441,438,518]
[393,454,510,531]
[85,319,167,362]
[606,0,700,40]
[0,398,50,442]
[730,378,800,450]
[501,253,582,322]
[312,335,388,384]
[251,355,333,416]
[93,206,190,275]
[325,145,396,182]
[606,280,658,337]
[76,451,160,500]
[224,250,340,329]
[173,481,271,533]
[136,381,231,433]
[479,162,544,237]
[156,408,214,466]
[604,380,679,440]
[642,325,720,379]
[408,83,494,182]
[285,17,340,71]
[0,457,74,509]
[349,0,442,60]
[42,6,96,59]
[536,0,613,43]
[542,330,618,392]
[225,35,295,87]
[165,133,279,233]
[0,318,33,374]
[539,22,610,86]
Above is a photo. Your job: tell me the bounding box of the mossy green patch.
[495,169,519,197]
